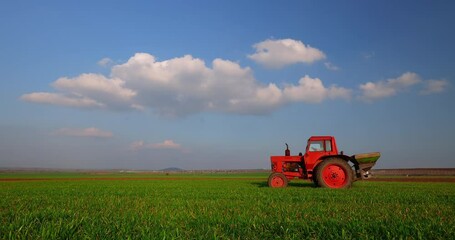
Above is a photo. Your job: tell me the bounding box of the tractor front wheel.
[268,173,288,188]
[315,158,353,189]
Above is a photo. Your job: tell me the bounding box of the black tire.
[312,164,320,187]
[268,173,288,188]
[314,158,353,189]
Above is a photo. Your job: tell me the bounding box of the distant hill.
[160,167,184,172]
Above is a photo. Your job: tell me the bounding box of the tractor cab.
[303,136,339,169]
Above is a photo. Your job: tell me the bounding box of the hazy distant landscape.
[2,167,455,175]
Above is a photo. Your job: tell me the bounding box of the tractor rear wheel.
[268,173,288,188]
[315,158,353,189]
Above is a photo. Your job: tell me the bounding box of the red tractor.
[268,136,380,189]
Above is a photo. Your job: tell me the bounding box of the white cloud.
[98,57,114,67]
[52,73,136,110]
[129,140,181,151]
[420,79,449,95]
[21,53,352,116]
[25,51,446,116]
[112,53,280,116]
[248,39,326,68]
[21,92,104,108]
[324,62,340,71]
[359,72,422,101]
[283,75,351,103]
[22,74,137,111]
[53,127,113,138]
[327,85,353,100]
[113,53,352,115]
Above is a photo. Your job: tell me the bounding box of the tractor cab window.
[325,140,332,151]
[309,141,324,152]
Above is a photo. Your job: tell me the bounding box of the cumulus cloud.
[359,72,422,101]
[21,92,104,108]
[22,74,137,111]
[420,79,449,95]
[22,49,446,116]
[53,73,137,110]
[112,53,351,115]
[248,39,325,68]
[129,140,181,151]
[112,53,286,116]
[283,75,351,103]
[53,127,113,138]
[22,52,351,117]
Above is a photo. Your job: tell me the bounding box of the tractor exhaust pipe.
[285,143,290,156]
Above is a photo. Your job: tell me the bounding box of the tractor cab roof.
[308,136,335,141]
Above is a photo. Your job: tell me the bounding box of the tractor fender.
[312,155,351,170]
[318,155,361,179]
[320,154,354,163]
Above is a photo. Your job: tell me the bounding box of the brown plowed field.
[366,177,455,183]
[0,177,264,182]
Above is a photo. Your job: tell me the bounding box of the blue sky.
[1,1,454,170]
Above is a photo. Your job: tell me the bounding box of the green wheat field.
[1,172,454,239]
